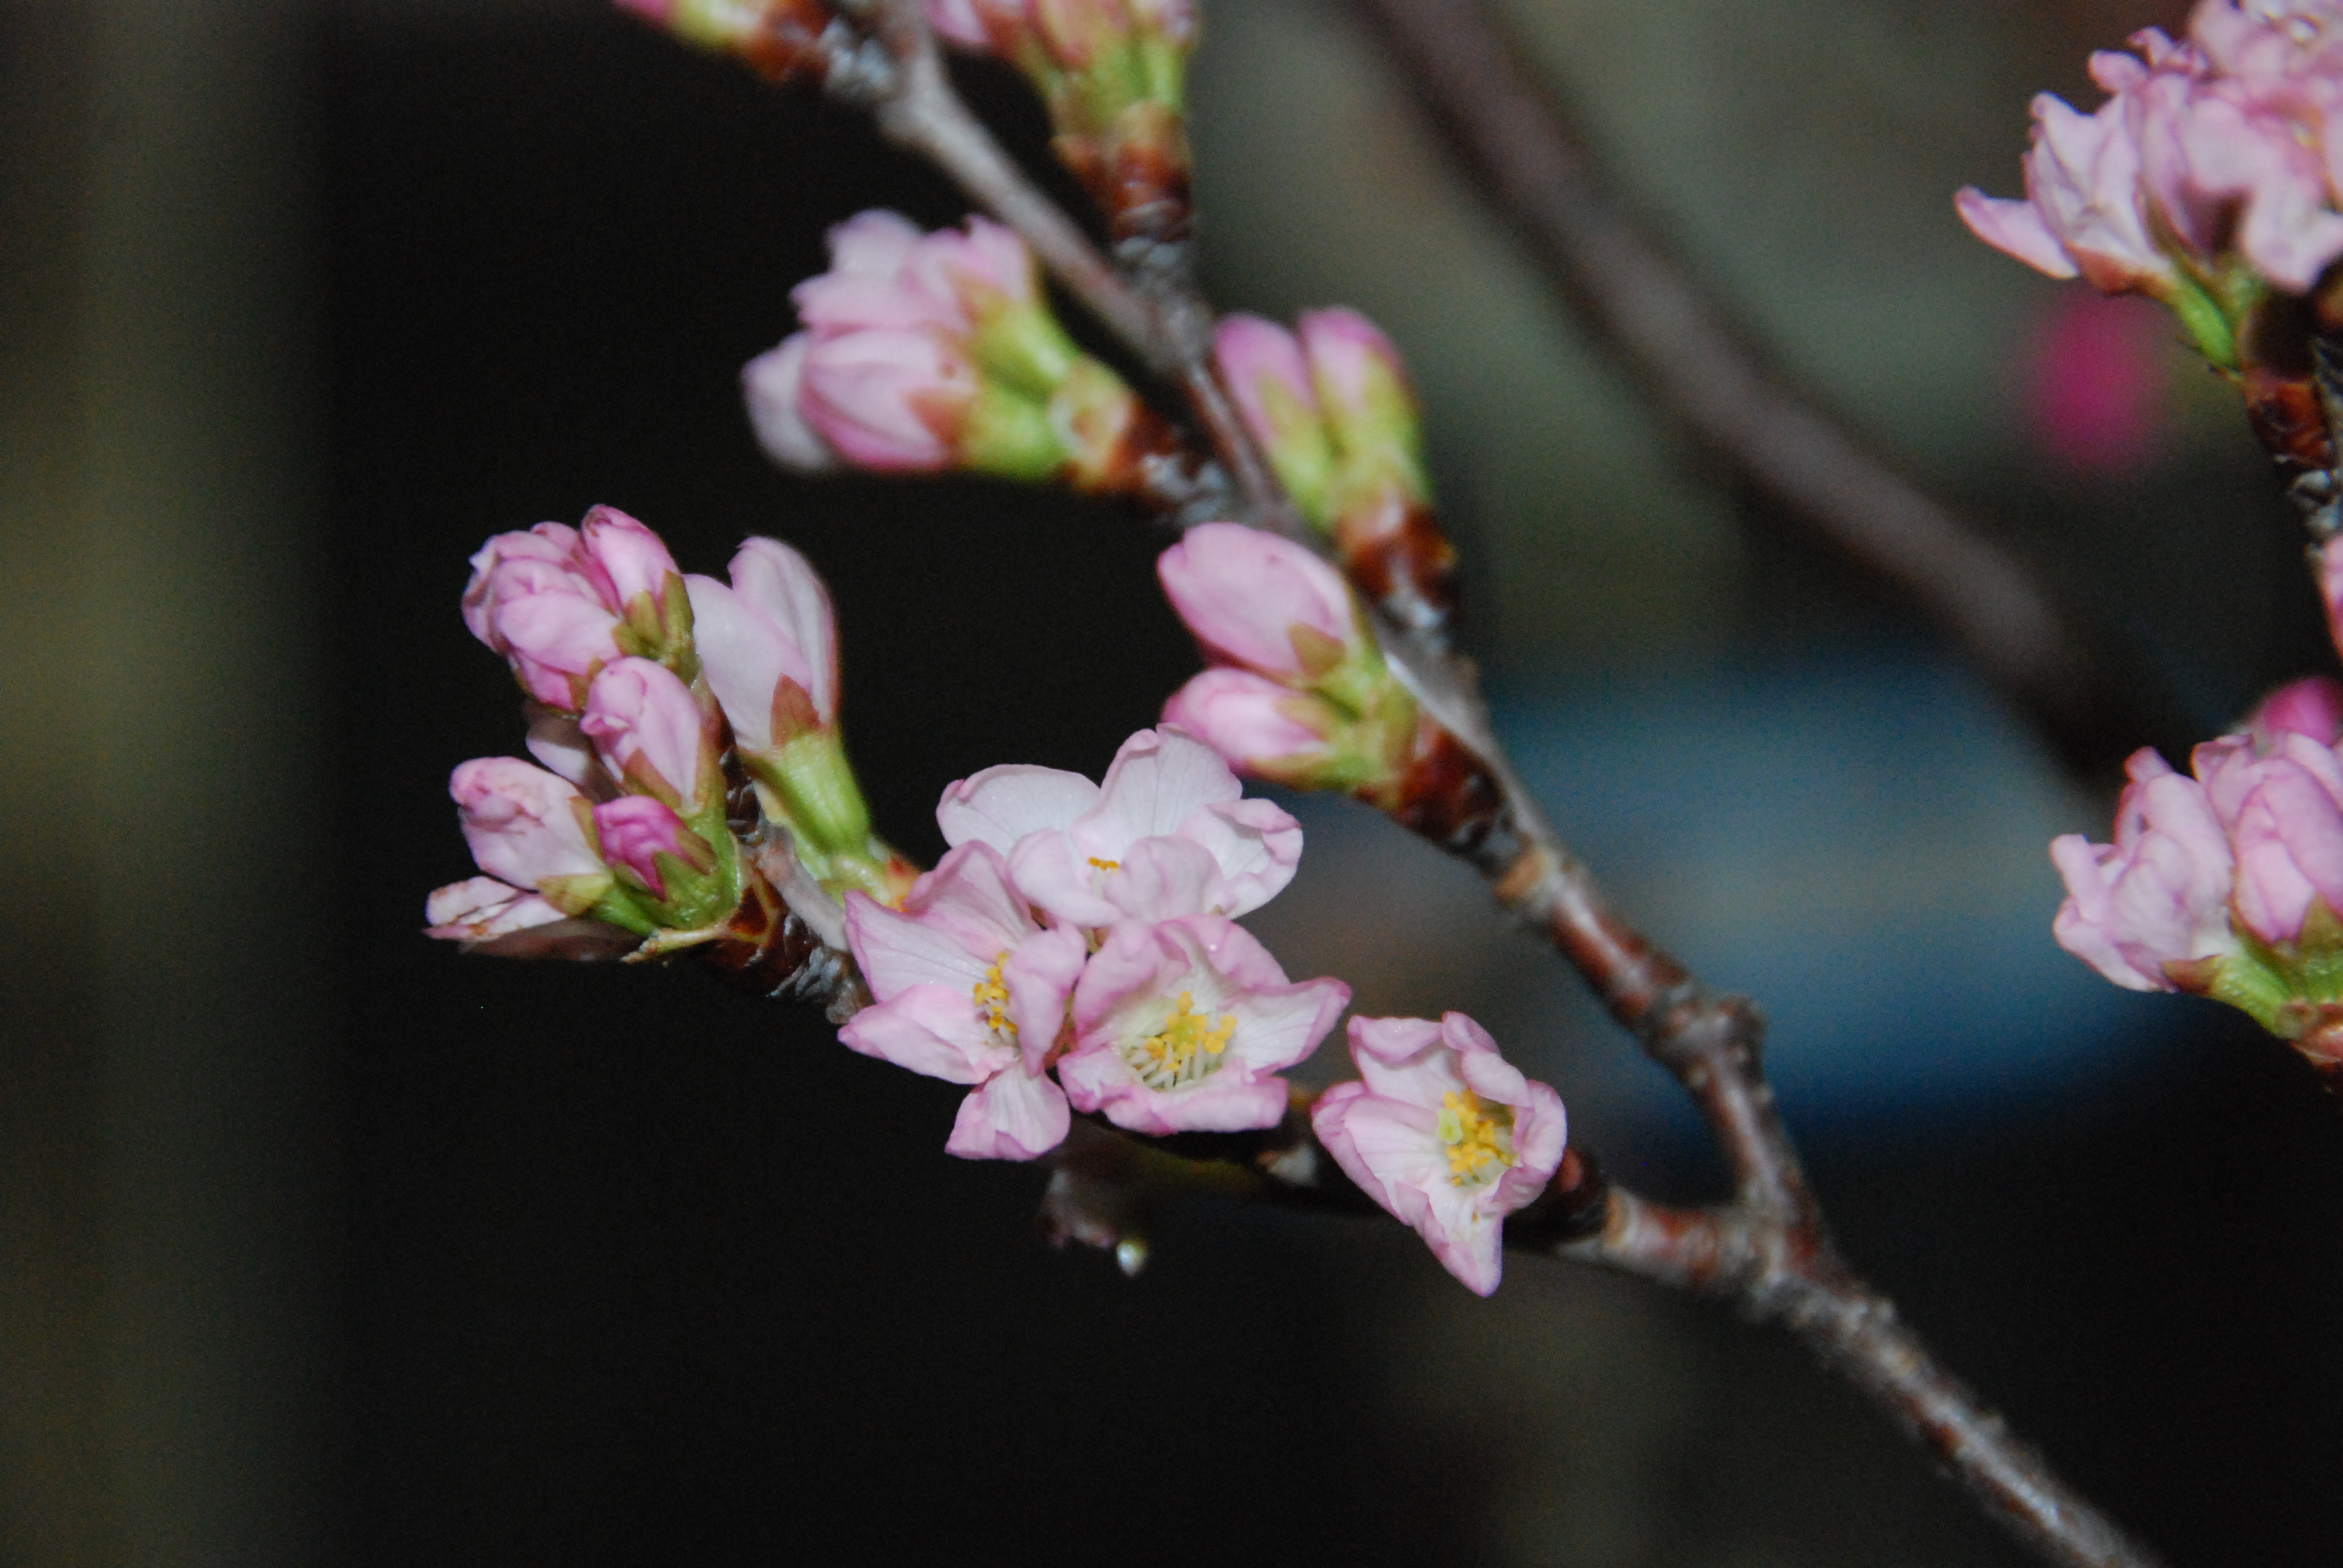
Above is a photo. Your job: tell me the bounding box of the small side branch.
[1349,0,2191,777]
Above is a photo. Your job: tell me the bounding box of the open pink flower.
[450,757,609,903]
[1311,1013,1567,1297]
[684,537,836,755]
[1060,915,1349,1135]
[580,657,715,811]
[2051,747,2239,985]
[936,726,1303,927]
[1155,523,1362,679]
[839,843,1087,1160]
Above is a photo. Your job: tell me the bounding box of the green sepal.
[2184,898,2343,1039]
[962,384,1073,482]
[608,570,701,684]
[968,298,1084,400]
[746,727,875,861]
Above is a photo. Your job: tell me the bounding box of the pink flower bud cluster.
[744,211,1147,487]
[1959,0,2343,306]
[840,728,1345,1155]
[461,505,687,710]
[430,509,876,947]
[1214,310,1429,535]
[1156,524,1417,790]
[2052,677,2343,995]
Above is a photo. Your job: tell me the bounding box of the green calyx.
[737,724,905,904]
[962,384,1075,482]
[2171,900,2343,1040]
[1273,616,1419,794]
[609,569,702,685]
[2163,256,2267,374]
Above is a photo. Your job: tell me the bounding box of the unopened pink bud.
[1297,307,1409,423]
[1162,670,1328,769]
[742,334,839,474]
[578,505,680,614]
[797,328,976,470]
[2248,676,2343,747]
[1214,314,1317,456]
[592,794,696,898]
[451,757,607,893]
[581,657,713,809]
[793,210,966,336]
[463,523,628,710]
[1156,522,1360,678]
[684,537,834,754]
[2051,748,2236,987]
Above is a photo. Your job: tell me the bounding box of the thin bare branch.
[1348,0,2192,777]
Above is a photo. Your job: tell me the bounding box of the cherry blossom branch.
[612,13,2164,1561]
[1348,0,2189,776]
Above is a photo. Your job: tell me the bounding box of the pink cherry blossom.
[796,327,977,471]
[577,505,681,615]
[580,657,713,811]
[2247,675,2343,745]
[1956,85,2173,293]
[2050,748,2239,985]
[423,875,568,941]
[839,843,1088,1160]
[592,795,700,899]
[742,334,839,474]
[461,524,626,709]
[450,757,608,897]
[685,537,836,756]
[1311,1012,1567,1297]
[1297,307,1412,423]
[1161,668,1332,774]
[2195,730,2343,942]
[1059,915,1349,1135]
[1155,523,1362,679]
[1215,315,1319,448]
[936,726,1303,927]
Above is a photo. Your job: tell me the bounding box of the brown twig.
[1347,0,2192,779]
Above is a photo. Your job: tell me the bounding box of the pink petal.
[838,985,1008,1085]
[936,763,1099,853]
[742,334,839,474]
[945,1066,1071,1160]
[1101,835,1223,923]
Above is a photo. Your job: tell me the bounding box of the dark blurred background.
[6,0,2343,1563]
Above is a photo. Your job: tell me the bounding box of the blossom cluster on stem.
[1215,311,1458,631]
[839,727,1349,1154]
[1958,0,2343,368]
[744,211,1171,494]
[927,0,1196,241]
[430,508,908,954]
[1156,523,1423,793]
[2052,673,2343,1066]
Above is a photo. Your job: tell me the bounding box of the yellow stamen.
[972,953,1017,1037]
[1125,991,1237,1090]
[1439,1089,1516,1188]
[1087,857,1121,872]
